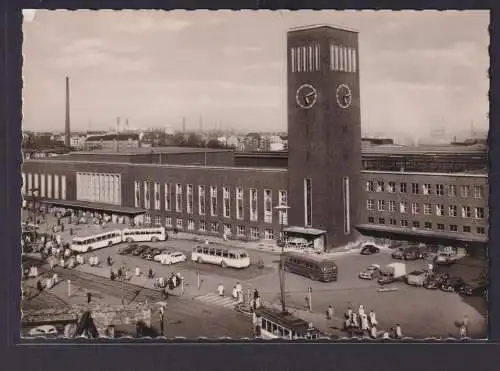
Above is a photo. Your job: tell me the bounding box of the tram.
[253,307,321,340]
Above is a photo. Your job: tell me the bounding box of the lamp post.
[274,205,290,313]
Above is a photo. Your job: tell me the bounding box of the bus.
[121,227,167,243]
[254,308,320,340]
[282,252,338,282]
[191,245,251,269]
[71,230,122,253]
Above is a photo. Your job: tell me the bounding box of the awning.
[356,224,488,244]
[283,226,326,237]
[39,199,147,216]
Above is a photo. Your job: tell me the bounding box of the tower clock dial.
[296,84,318,109]
[336,84,352,109]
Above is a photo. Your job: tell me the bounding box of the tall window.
[40,174,46,197]
[304,178,312,227]
[411,202,420,214]
[153,182,160,210]
[175,184,183,212]
[377,200,385,212]
[54,175,59,199]
[474,185,484,199]
[448,205,458,217]
[134,181,141,208]
[186,184,193,214]
[422,184,432,195]
[236,187,244,220]
[367,199,375,210]
[210,186,218,216]
[164,183,171,211]
[144,181,151,209]
[198,185,205,215]
[278,190,288,225]
[462,206,472,218]
[448,184,457,197]
[436,184,444,196]
[400,201,408,213]
[343,177,351,235]
[61,175,67,200]
[435,204,445,216]
[411,183,419,194]
[264,189,272,224]
[474,207,485,219]
[460,185,470,198]
[250,188,258,221]
[223,186,230,218]
[400,182,407,193]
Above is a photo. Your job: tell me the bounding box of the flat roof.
[362,170,488,178]
[288,24,358,34]
[40,200,147,215]
[356,224,488,244]
[284,226,326,236]
[72,146,233,156]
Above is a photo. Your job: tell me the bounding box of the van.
[282,252,337,282]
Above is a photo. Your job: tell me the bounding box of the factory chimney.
[64,76,71,147]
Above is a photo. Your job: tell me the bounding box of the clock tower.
[287,25,362,249]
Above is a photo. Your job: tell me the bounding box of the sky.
[22,10,489,143]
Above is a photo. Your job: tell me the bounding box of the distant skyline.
[22,10,489,142]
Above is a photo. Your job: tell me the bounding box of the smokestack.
[64,76,70,147]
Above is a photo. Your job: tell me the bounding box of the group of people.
[341,305,403,339]
[217,281,262,310]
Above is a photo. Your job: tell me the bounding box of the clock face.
[296,84,318,109]
[336,84,352,109]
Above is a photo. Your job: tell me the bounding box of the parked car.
[151,248,164,256]
[155,251,187,265]
[406,270,428,286]
[28,325,58,337]
[458,279,487,297]
[359,264,381,280]
[424,272,449,290]
[132,245,149,256]
[360,244,380,255]
[440,276,465,293]
[392,246,426,261]
[118,243,138,255]
[433,252,459,266]
[141,246,155,259]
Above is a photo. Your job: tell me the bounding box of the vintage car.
[117,243,138,255]
[433,252,459,266]
[360,244,380,255]
[458,280,487,297]
[440,276,466,293]
[392,246,427,261]
[359,264,381,280]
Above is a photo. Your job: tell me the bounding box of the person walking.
[159,306,165,336]
[358,304,365,318]
[236,281,242,295]
[369,310,378,327]
[87,292,92,304]
[217,282,224,297]
[395,324,403,339]
[232,286,238,300]
[327,305,334,320]
[361,314,369,334]
[370,325,378,339]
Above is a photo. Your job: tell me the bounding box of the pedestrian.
[159,306,165,336]
[369,310,378,327]
[327,305,334,320]
[87,292,92,304]
[253,289,259,300]
[347,307,353,319]
[370,325,377,339]
[236,281,242,294]
[217,282,224,297]
[460,324,467,338]
[395,324,402,339]
[135,266,140,277]
[382,331,390,339]
[232,286,238,300]
[36,279,43,292]
[255,296,261,309]
[358,304,365,317]
[351,312,359,329]
[148,268,153,279]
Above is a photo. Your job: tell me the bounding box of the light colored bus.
[121,227,166,243]
[71,230,122,253]
[191,245,250,269]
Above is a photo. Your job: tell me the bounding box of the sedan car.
[440,277,465,293]
[132,245,149,256]
[118,243,138,255]
[360,244,380,255]
[392,247,426,261]
[433,252,459,266]
[28,325,58,337]
[154,251,187,265]
[459,280,487,297]
[358,264,381,280]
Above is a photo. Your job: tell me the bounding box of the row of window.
[134,181,288,225]
[365,181,485,199]
[143,214,276,240]
[367,216,487,235]
[22,172,67,200]
[290,44,321,72]
[366,199,486,219]
[329,43,357,73]
[76,172,121,205]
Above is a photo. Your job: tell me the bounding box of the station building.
[20,25,489,253]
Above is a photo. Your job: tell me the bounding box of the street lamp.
[274,205,290,314]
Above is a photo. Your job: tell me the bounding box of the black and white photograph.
[20,9,489,340]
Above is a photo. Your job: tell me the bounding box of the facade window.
[264,228,274,240]
[412,221,420,229]
[450,224,458,232]
[278,190,288,225]
[377,200,385,212]
[460,185,470,198]
[144,214,151,225]
[154,182,161,210]
[199,221,206,232]
[304,178,313,227]
[210,186,218,217]
[436,184,444,196]
[388,200,396,212]
[463,225,471,233]
[437,223,445,231]
[164,183,172,211]
[411,202,420,214]
[223,224,232,237]
[176,218,183,229]
[376,181,384,192]
[250,188,258,221]
[422,184,432,195]
[435,204,445,216]
[236,225,245,237]
[477,227,486,235]
[264,189,273,224]
[250,227,260,239]
[210,222,218,233]
[368,216,375,224]
[387,182,396,193]
[400,182,407,193]
[40,174,46,197]
[423,204,432,215]
[144,181,151,209]
[461,206,472,218]
[175,184,183,213]
[473,185,484,199]
[378,218,385,225]
[366,181,375,192]
[424,222,432,230]
[165,217,173,228]
[448,185,457,197]
[389,218,397,226]
[223,186,231,219]
[400,201,408,213]
[411,183,419,194]
[474,207,485,219]
[401,219,408,227]
[187,219,195,231]
[367,199,375,211]
[198,185,206,216]
[154,215,162,226]
[186,184,194,214]
[236,187,244,220]
[448,205,458,217]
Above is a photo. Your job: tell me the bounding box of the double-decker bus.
[191,245,250,269]
[71,230,122,253]
[121,227,167,243]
